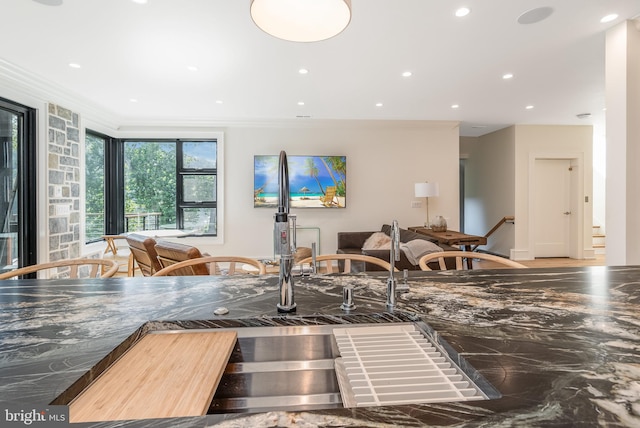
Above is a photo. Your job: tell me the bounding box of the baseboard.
[510,249,531,261]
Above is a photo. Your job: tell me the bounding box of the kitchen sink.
[207,322,501,414]
[209,325,343,413]
[54,315,501,420]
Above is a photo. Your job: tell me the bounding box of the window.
[84,132,105,242]
[84,134,220,239]
[179,141,217,235]
[124,141,177,231]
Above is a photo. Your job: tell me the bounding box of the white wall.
[460,128,516,257]
[605,20,640,266]
[182,120,460,258]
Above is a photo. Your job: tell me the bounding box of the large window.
[124,141,177,231]
[84,133,105,241]
[84,135,218,240]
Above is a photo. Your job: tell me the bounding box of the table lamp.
[414,182,439,228]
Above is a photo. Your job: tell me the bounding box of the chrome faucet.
[386,220,400,311]
[274,151,297,313]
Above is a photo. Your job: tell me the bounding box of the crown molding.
[0,58,121,130]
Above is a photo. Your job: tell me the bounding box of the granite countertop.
[1,266,639,427]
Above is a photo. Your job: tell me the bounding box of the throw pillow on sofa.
[362,232,392,250]
[400,239,443,265]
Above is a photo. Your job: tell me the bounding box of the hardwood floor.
[475,254,606,269]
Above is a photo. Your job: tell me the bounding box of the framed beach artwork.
[254,155,346,208]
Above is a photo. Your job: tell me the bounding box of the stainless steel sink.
[209,325,343,413]
[207,322,501,414]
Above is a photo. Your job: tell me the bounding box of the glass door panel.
[0,108,19,270]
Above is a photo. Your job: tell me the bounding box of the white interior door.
[534,159,571,257]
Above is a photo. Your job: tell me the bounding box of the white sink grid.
[333,324,488,408]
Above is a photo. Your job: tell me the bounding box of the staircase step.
[593,244,606,249]
[593,234,606,238]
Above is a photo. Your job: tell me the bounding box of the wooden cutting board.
[69,330,237,423]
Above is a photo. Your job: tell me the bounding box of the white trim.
[510,248,531,261]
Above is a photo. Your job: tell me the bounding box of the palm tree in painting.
[304,157,325,195]
[320,156,346,196]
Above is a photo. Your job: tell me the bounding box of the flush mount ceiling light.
[32,0,63,5]
[250,0,352,42]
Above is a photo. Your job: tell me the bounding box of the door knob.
[563,211,571,215]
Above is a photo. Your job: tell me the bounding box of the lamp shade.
[250,0,352,42]
[414,182,439,198]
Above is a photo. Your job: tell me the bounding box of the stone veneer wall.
[47,103,81,262]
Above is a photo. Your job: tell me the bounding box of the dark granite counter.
[1,266,639,427]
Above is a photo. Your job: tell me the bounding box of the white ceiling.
[2,0,640,136]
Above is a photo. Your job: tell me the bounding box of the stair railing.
[471,216,515,252]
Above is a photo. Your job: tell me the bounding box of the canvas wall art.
[254,155,346,208]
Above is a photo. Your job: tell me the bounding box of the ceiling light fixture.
[187,66,198,72]
[250,0,351,42]
[131,0,148,4]
[32,0,63,5]
[402,71,412,77]
[502,73,514,79]
[68,63,81,69]
[526,105,534,110]
[297,101,305,106]
[600,14,618,23]
[299,68,309,74]
[455,7,471,17]
[375,102,383,107]
[451,104,460,109]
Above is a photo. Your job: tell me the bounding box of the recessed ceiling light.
[502,73,514,79]
[517,7,554,25]
[402,71,412,77]
[451,104,460,109]
[215,100,223,104]
[600,14,618,23]
[129,98,138,103]
[297,101,305,106]
[525,105,534,110]
[298,68,309,74]
[455,7,471,17]
[68,63,81,69]
[187,66,198,72]
[32,0,63,5]
[375,102,383,107]
[131,0,148,4]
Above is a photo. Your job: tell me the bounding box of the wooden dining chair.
[102,235,133,276]
[125,234,162,276]
[154,240,209,275]
[152,256,267,276]
[418,251,527,271]
[0,258,119,280]
[297,254,399,274]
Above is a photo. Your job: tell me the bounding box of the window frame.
[85,132,223,241]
